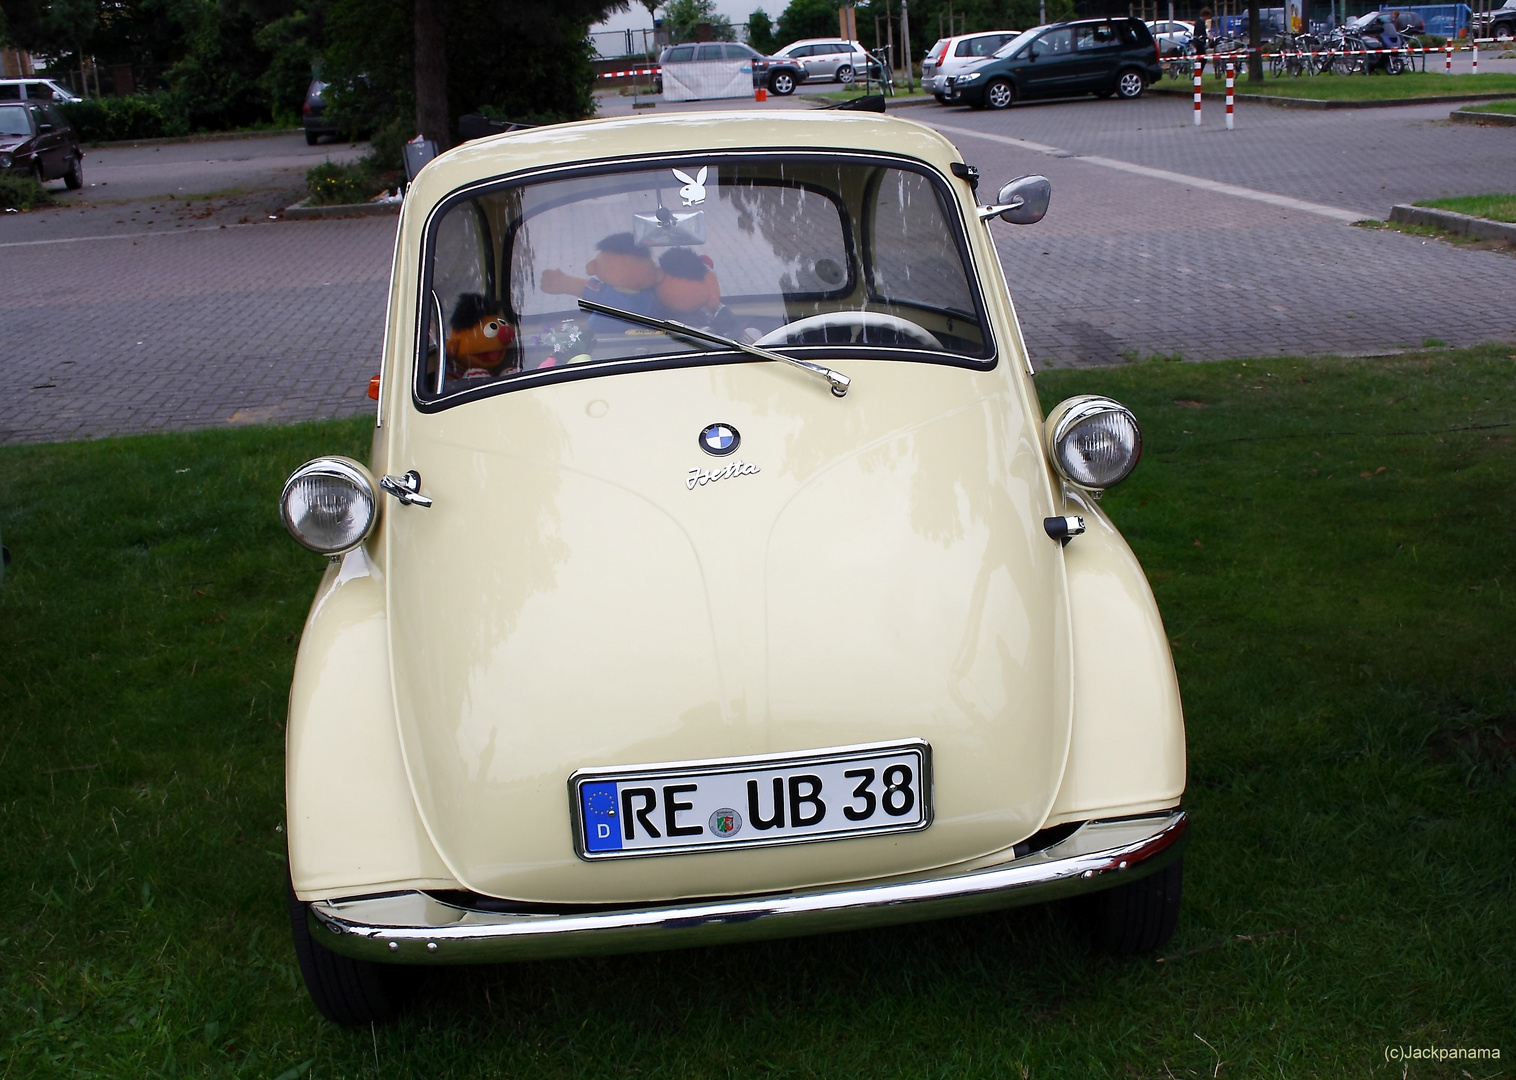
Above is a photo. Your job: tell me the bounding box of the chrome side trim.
[306,810,1186,965]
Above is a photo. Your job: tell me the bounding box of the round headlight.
[280,457,378,555]
[0,153,12,169]
[1045,396,1142,490]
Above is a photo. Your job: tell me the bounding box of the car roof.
[409,112,963,212]
[780,38,863,48]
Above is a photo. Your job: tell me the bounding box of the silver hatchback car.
[773,39,876,83]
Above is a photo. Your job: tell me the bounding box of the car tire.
[64,154,83,190]
[1085,857,1183,955]
[1116,69,1146,99]
[836,64,854,84]
[985,78,1015,109]
[934,93,949,104]
[287,875,417,1025]
[305,130,319,146]
[769,72,795,95]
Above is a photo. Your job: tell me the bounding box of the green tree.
[321,0,624,157]
[745,7,777,51]
[663,0,735,42]
[775,0,837,45]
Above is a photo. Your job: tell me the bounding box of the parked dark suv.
[945,18,1161,109]
[0,100,83,188]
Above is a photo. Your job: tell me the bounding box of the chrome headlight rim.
[279,456,379,556]
[0,153,12,169]
[1045,395,1143,491]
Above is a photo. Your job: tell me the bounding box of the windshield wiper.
[577,298,851,398]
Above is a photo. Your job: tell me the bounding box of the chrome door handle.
[380,470,433,508]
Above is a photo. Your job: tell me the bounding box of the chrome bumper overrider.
[308,810,1186,965]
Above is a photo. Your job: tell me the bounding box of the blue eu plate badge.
[580,782,622,853]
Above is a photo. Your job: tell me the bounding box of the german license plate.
[571,740,931,860]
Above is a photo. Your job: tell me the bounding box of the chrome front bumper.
[309,810,1186,965]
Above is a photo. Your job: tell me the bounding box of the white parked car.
[0,78,82,104]
[772,38,878,83]
[922,31,1021,99]
[280,110,1189,1025]
[1147,19,1195,56]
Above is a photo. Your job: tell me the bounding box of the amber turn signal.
[368,375,381,400]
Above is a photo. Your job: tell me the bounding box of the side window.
[955,39,976,56]
[26,82,53,100]
[0,84,19,100]
[1035,28,1074,56]
[726,43,757,59]
[791,45,815,57]
[42,104,66,128]
[867,170,975,317]
[421,200,498,397]
[695,43,725,61]
[1077,23,1118,49]
[665,45,695,62]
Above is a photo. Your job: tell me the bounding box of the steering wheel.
[754,311,944,350]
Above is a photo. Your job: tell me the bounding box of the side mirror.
[976,174,1052,225]
[37,122,53,133]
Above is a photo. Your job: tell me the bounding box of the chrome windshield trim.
[306,809,1186,965]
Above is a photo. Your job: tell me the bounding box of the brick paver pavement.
[2,218,393,444]
[3,99,1513,444]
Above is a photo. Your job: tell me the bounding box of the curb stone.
[1388,203,1516,242]
[1449,105,1516,124]
[283,197,401,220]
[87,128,307,150]
[1151,86,1516,109]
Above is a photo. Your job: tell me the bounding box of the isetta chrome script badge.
[687,460,760,490]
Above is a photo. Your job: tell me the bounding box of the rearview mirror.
[975,174,1051,225]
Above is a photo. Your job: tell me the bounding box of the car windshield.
[0,105,31,135]
[1347,12,1380,27]
[417,156,990,402]
[995,25,1050,57]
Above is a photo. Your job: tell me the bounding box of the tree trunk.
[1247,0,1263,80]
[414,0,450,148]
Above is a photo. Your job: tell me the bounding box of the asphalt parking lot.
[2,93,1513,445]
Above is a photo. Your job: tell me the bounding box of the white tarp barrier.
[661,61,752,102]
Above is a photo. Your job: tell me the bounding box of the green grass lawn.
[1415,193,1516,223]
[1154,70,1516,101]
[3,345,1514,1077]
[1462,98,1516,114]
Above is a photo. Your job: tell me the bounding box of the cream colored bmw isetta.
[279,111,1186,1024]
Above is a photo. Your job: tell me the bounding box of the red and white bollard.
[1445,41,1452,73]
[1193,60,1203,126]
[1225,62,1234,129]
[1472,43,1479,74]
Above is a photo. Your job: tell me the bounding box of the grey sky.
[591,1,780,39]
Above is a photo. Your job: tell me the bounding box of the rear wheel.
[769,71,795,95]
[835,64,854,84]
[64,154,83,190]
[287,876,418,1025]
[305,129,319,146]
[1085,857,1183,955]
[985,78,1015,109]
[1116,69,1146,98]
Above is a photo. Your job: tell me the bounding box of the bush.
[0,171,53,212]
[59,95,179,142]
[305,159,389,206]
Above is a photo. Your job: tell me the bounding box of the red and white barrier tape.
[597,66,659,79]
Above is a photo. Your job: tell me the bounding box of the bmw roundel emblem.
[698,423,740,457]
